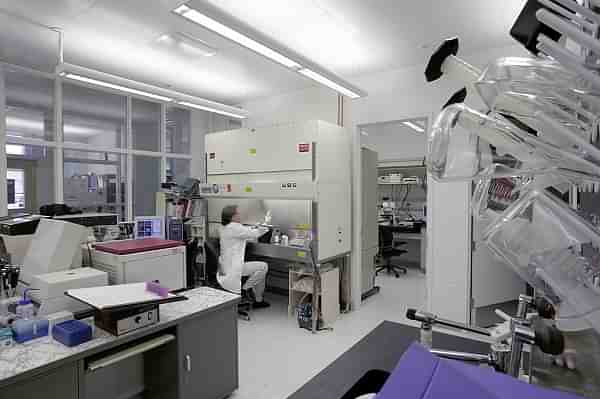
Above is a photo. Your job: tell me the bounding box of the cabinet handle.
[186,355,192,372]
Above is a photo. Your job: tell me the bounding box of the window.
[64,150,126,219]
[166,106,191,154]
[63,83,126,147]
[166,158,191,185]
[1,64,220,217]
[6,145,55,213]
[133,155,161,217]
[7,169,25,210]
[132,99,161,152]
[4,67,54,141]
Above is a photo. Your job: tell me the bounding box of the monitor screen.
[135,217,164,239]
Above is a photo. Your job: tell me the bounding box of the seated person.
[218,205,270,308]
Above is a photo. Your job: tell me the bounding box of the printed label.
[280,182,298,190]
[298,143,310,153]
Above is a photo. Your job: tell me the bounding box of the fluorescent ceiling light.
[178,101,247,119]
[403,121,425,133]
[298,68,361,99]
[173,4,301,68]
[63,74,174,102]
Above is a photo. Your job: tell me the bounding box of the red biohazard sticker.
[298,143,310,153]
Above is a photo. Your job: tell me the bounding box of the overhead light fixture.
[63,74,174,102]
[172,3,366,99]
[298,68,361,99]
[157,32,218,57]
[173,4,300,68]
[178,101,247,119]
[403,121,426,133]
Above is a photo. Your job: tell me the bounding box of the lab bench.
[0,287,240,399]
[288,321,599,399]
[245,241,350,332]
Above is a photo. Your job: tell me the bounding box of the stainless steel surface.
[491,342,511,373]
[87,334,175,372]
[431,349,491,364]
[246,242,313,264]
[116,308,159,335]
[508,325,536,377]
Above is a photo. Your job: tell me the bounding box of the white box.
[90,246,186,291]
[29,268,108,315]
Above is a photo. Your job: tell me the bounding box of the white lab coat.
[218,222,268,294]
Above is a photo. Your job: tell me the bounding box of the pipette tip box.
[52,320,92,347]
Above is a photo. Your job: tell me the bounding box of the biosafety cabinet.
[204,120,352,262]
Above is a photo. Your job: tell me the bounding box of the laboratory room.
[0,0,599,398]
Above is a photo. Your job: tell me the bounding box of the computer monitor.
[135,216,165,239]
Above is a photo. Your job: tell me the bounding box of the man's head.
[221,205,240,226]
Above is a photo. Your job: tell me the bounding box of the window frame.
[1,63,193,219]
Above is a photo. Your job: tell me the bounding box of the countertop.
[0,287,239,385]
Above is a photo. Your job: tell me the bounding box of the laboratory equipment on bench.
[19,218,90,287]
[52,319,92,347]
[407,294,563,378]
[375,343,581,399]
[90,238,187,290]
[66,282,187,336]
[0,214,44,236]
[135,216,165,239]
[29,268,108,316]
[0,265,20,299]
[421,1,600,393]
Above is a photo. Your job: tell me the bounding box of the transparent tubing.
[440,55,481,88]
[428,104,600,182]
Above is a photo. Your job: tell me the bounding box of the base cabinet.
[178,306,238,399]
[0,363,78,398]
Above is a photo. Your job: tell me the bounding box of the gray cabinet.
[361,148,379,295]
[0,362,78,398]
[178,305,238,399]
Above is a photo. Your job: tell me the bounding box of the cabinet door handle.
[186,355,192,372]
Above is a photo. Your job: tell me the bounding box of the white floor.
[230,268,427,399]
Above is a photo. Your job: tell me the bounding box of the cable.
[87,241,94,268]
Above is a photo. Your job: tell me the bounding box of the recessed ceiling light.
[156,32,218,57]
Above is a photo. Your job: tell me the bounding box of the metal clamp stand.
[406,294,563,378]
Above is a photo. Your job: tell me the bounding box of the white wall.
[242,86,338,128]
[190,111,234,180]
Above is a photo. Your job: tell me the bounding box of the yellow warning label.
[245,186,253,193]
[296,251,306,258]
[249,148,257,155]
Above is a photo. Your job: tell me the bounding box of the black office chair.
[204,238,253,320]
[376,225,408,278]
